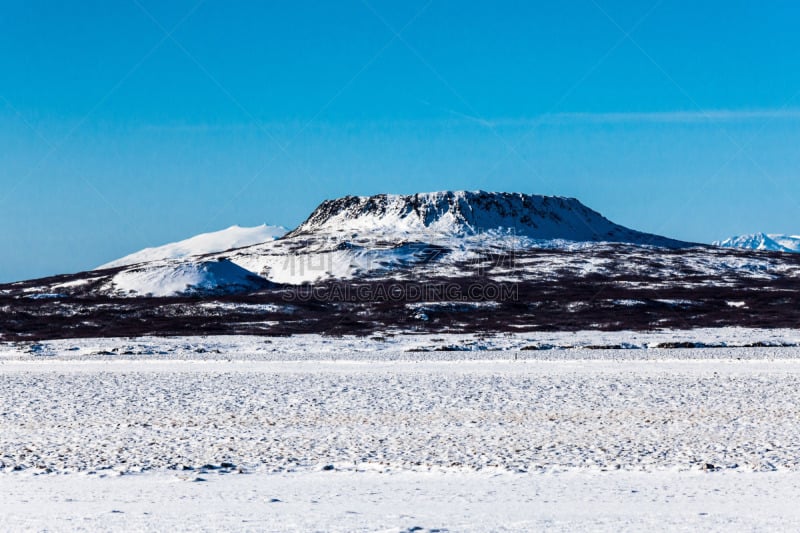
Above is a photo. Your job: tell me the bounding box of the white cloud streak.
[121,108,800,134]
[488,109,800,126]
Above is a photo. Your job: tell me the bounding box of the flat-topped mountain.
[287,191,692,248]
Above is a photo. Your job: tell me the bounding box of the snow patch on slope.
[98,224,286,269]
[230,240,450,284]
[108,259,269,297]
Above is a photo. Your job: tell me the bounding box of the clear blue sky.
[2,1,800,282]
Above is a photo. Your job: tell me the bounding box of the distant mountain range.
[5,190,790,298]
[3,191,800,340]
[714,233,800,253]
[85,191,697,295]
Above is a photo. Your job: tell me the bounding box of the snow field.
[3,357,800,475]
[3,469,800,531]
[3,335,800,530]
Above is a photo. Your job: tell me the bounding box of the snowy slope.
[98,224,286,269]
[714,232,800,253]
[770,234,800,252]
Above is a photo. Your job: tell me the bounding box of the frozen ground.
[2,331,800,530]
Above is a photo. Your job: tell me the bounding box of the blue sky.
[2,1,800,282]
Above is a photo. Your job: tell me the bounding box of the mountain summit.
[288,191,691,248]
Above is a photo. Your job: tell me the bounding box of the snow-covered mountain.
[98,224,286,269]
[219,191,694,285]
[287,191,689,247]
[12,191,706,296]
[714,233,800,253]
[6,191,800,338]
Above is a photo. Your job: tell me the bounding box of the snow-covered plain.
[3,330,800,530]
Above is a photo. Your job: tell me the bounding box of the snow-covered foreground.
[4,357,800,474]
[3,469,800,531]
[3,336,800,530]
[5,327,800,359]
